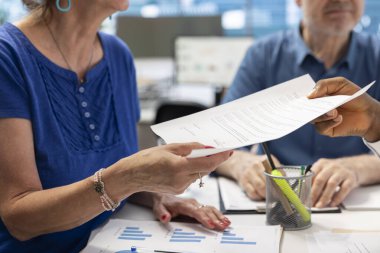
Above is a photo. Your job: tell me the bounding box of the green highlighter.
[271,169,311,222]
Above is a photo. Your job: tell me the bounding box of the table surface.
[87,177,380,253]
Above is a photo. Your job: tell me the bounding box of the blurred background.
[1,0,380,149]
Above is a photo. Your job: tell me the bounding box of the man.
[309,77,380,155]
[216,0,380,208]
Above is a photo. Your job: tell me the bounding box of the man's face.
[297,0,364,36]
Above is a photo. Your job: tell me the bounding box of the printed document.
[82,219,282,253]
[307,231,380,253]
[342,185,380,210]
[151,74,374,158]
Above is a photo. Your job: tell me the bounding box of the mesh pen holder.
[264,166,313,230]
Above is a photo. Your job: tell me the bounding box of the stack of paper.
[342,185,380,210]
[307,230,380,253]
[82,219,283,253]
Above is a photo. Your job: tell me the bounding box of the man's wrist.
[363,100,380,142]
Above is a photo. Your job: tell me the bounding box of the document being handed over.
[151,75,374,158]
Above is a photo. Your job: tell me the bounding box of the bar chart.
[83,219,282,253]
[169,228,207,243]
[118,226,152,241]
[220,228,257,245]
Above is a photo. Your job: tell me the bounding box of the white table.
[100,203,379,253]
[87,177,380,253]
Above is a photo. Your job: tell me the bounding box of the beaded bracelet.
[93,168,120,211]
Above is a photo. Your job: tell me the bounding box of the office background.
[1,0,380,149]
[1,0,380,36]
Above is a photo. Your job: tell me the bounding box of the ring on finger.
[197,204,207,209]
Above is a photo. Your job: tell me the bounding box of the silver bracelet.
[93,168,120,211]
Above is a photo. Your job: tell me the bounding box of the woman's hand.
[110,143,232,198]
[152,194,231,231]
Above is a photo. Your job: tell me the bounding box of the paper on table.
[307,231,380,253]
[218,176,340,213]
[151,74,375,158]
[342,185,380,210]
[218,177,266,212]
[82,219,283,253]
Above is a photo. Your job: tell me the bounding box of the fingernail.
[333,115,342,122]
[161,214,167,221]
[307,88,316,96]
[208,220,215,228]
[222,220,230,225]
[223,217,231,224]
[326,111,335,117]
[204,146,215,149]
[316,202,323,208]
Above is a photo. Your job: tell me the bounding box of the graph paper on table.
[82,219,282,253]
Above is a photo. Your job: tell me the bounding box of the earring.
[56,0,71,13]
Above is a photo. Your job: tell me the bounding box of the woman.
[0,0,232,252]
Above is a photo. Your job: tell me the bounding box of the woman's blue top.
[0,23,140,253]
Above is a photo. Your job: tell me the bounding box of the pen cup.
[264,166,313,230]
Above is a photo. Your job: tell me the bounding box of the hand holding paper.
[151,75,375,158]
[308,77,380,142]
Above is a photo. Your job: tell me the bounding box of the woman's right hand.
[113,143,232,196]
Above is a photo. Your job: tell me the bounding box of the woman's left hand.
[152,194,231,231]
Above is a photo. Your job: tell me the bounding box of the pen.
[304,165,312,174]
[261,142,276,170]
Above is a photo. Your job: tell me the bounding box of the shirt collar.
[343,31,358,71]
[293,25,358,71]
[293,26,312,67]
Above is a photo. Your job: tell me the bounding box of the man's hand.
[308,77,380,142]
[311,158,359,208]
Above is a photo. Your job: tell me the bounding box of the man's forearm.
[340,154,380,186]
[363,99,380,142]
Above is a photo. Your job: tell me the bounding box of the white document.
[218,177,266,212]
[307,231,380,253]
[178,176,220,208]
[82,219,282,253]
[151,74,375,158]
[343,185,380,210]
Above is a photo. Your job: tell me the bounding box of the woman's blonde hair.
[21,0,54,19]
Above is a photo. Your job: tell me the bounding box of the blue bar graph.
[169,228,206,243]
[221,237,244,240]
[117,227,152,241]
[118,237,146,241]
[221,241,257,245]
[173,231,196,235]
[220,229,256,246]
[171,235,206,239]
[170,239,202,243]
[120,233,152,237]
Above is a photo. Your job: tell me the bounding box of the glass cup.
[264,166,313,230]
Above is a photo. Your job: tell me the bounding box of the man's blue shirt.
[223,27,380,165]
